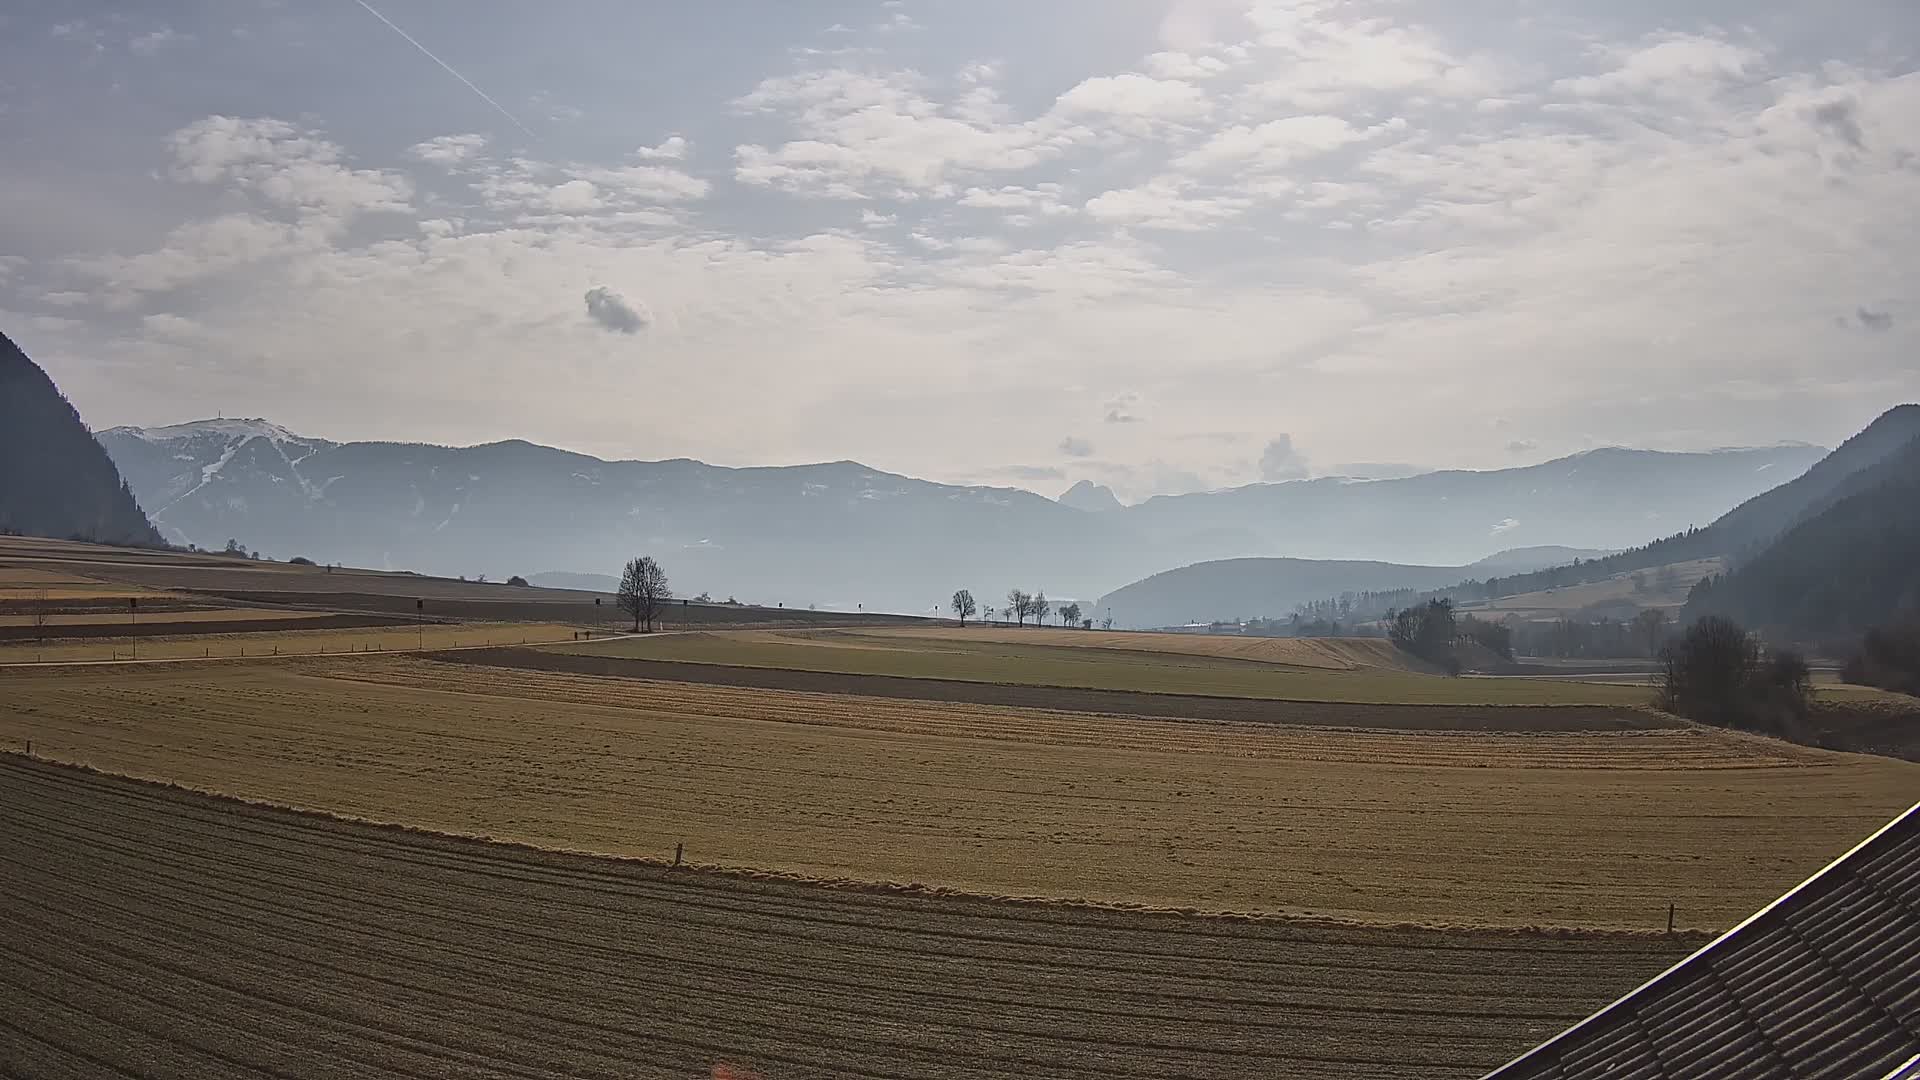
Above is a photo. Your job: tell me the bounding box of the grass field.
[0,622,588,663]
[547,628,1662,706]
[0,756,1699,1080]
[4,655,1911,929]
[0,607,342,628]
[1455,557,1724,621]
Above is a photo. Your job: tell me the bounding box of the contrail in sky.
[352,0,537,139]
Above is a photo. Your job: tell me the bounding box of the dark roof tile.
[1485,803,1920,1080]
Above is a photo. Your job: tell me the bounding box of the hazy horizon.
[4,0,1916,502]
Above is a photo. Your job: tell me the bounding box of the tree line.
[949,588,1096,629]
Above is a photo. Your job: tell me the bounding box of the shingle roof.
[1485,802,1920,1080]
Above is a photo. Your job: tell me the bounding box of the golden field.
[3,654,1910,930]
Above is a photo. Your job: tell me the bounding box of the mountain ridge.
[98,417,1829,613]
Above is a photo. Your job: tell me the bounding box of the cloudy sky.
[3,0,1916,501]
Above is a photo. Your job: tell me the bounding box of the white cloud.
[956,183,1074,225]
[1085,178,1249,230]
[1176,115,1376,173]
[1556,35,1763,99]
[410,133,489,167]
[1240,1,1504,108]
[130,28,190,55]
[1145,51,1232,80]
[1054,74,1211,131]
[732,68,1091,198]
[634,135,690,161]
[1259,434,1310,480]
[169,116,412,216]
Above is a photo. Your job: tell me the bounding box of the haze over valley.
[4,2,1919,1078]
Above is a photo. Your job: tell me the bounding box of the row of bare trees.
[949,588,1087,629]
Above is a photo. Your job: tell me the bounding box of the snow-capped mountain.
[97,418,1829,612]
[105,420,337,538]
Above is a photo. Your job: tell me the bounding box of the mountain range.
[1092,548,1611,629]
[97,416,1827,613]
[0,332,160,547]
[1101,405,1920,632]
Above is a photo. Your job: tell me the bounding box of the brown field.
[0,606,341,628]
[0,756,1698,1080]
[0,535,934,630]
[841,626,1438,671]
[3,655,1911,930]
[0,563,181,602]
[0,622,587,663]
[467,647,1673,731]
[551,629,1655,706]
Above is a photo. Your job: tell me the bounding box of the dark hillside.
[0,331,162,546]
[1683,434,1920,641]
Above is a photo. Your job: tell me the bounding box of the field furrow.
[0,757,1691,1080]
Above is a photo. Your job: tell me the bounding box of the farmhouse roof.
[1484,801,1920,1080]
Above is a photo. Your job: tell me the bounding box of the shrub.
[507,575,530,587]
[288,556,315,566]
[1657,616,1810,734]
[1843,621,1920,697]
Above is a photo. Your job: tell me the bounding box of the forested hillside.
[0,331,162,546]
[1683,435,1920,641]
[1426,405,1920,605]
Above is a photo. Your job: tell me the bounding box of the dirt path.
[0,755,1693,1080]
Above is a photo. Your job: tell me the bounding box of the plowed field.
[548,630,1651,705]
[4,656,1911,929]
[0,621,585,663]
[0,755,1696,1080]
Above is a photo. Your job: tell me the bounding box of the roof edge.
[1481,800,1920,1078]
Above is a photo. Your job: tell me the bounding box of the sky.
[2,0,1916,503]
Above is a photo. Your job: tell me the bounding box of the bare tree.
[618,556,673,632]
[1008,589,1031,628]
[1059,602,1082,628]
[1032,590,1049,627]
[32,588,50,643]
[950,589,977,626]
[1631,608,1670,657]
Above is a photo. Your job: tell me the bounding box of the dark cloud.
[1811,99,1864,149]
[1855,307,1892,332]
[1058,435,1095,457]
[584,286,648,334]
[1259,434,1310,481]
[1103,392,1143,424]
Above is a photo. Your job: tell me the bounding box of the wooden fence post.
[674,842,684,867]
[1667,903,1675,934]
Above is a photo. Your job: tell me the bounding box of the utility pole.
[129,597,138,660]
[416,598,424,650]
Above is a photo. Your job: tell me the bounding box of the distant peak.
[108,417,310,444]
[1059,479,1124,512]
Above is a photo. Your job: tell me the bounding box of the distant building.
[1485,801,1920,1080]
